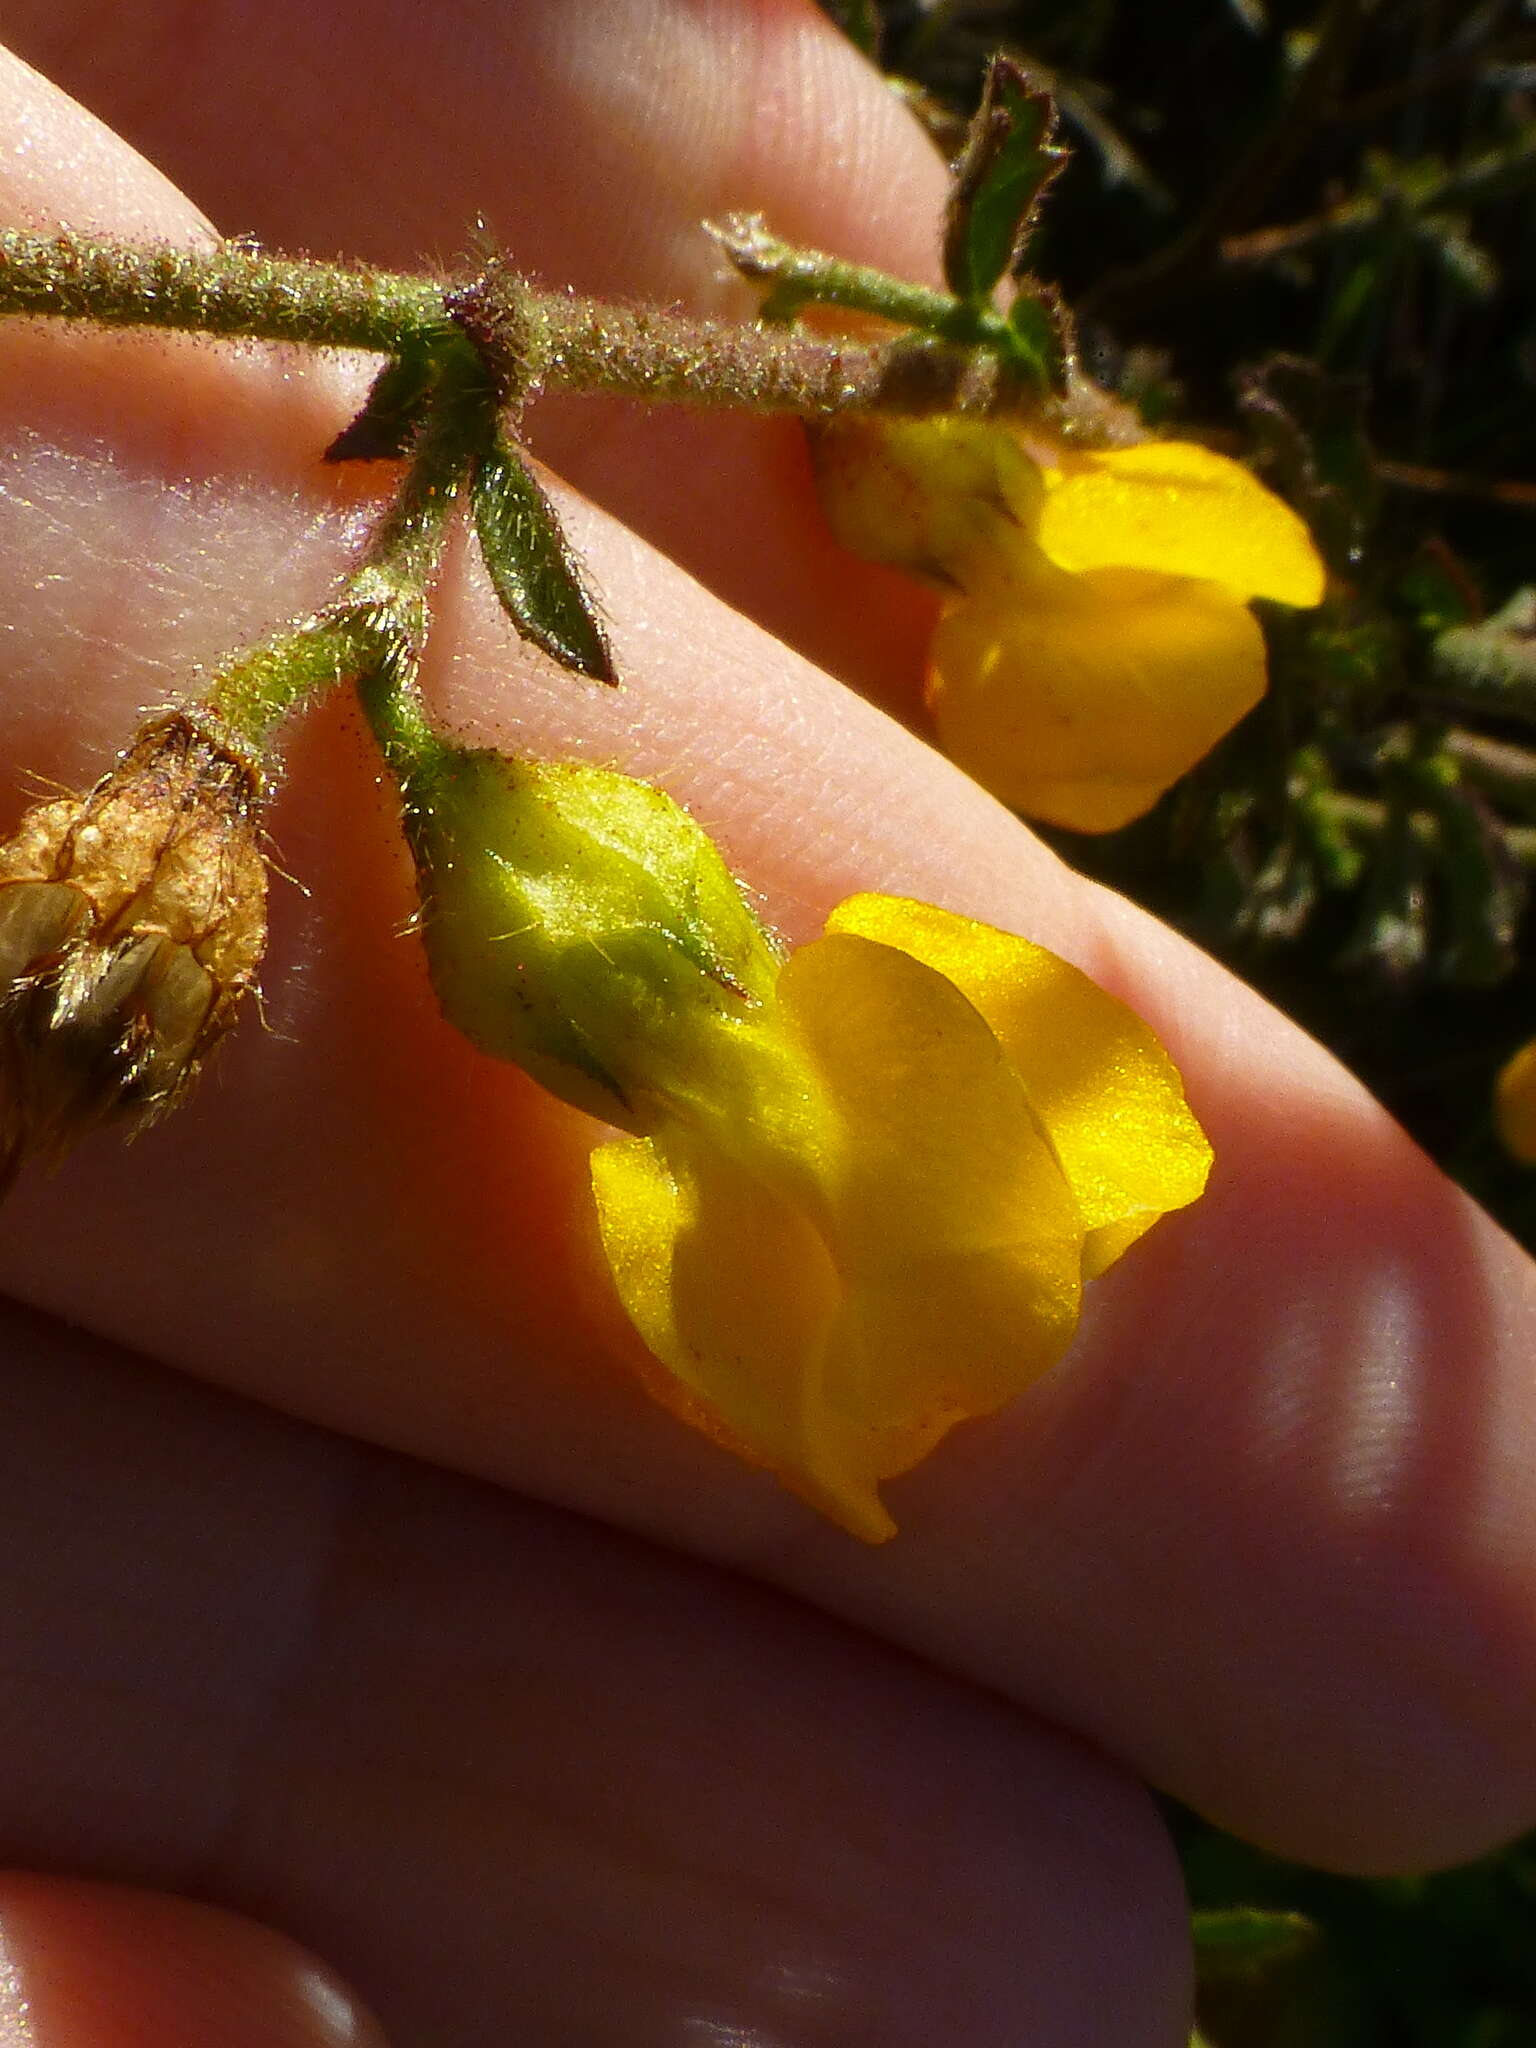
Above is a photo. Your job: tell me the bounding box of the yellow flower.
[1496,1037,1536,1164]
[404,747,1211,1540]
[591,892,1212,1540]
[813,418,1326,832]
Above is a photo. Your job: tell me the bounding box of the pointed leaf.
[943,56,1067,304]
[324,346,440,463]
[471,432,615,683]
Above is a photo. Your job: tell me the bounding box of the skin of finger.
[0,0,940,291]
[2,318,1536,1877]
[0,1876,386,2048]
[0,0,945,705]
[3,49,1536,1874]
[0,1304,1191,2048]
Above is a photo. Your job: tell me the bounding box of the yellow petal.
[1496,1037,1536,1165]
[1033,442,1325,607]
[590,1128,885,1535]
[828,896,1212,1278]
[928,559,1270,831]
[782,933,1081,1310]
[777,934,1069,1248]
[779,932,1084,1415]
[591,929,1088,1540]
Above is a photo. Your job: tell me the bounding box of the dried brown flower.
[0,710,268,1182]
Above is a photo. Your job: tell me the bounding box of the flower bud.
[0,710,268,1178]
[403,747,781,1130]
[809,414,1038,581]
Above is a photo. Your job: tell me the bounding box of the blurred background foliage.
[818,2,1536,2041]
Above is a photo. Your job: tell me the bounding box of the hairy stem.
[200,616,381,745]
[706,212,1009,348]
[201,338,486,749]
[516,288,1017,417]
[0,228,1087,429]
[0,230,451,351]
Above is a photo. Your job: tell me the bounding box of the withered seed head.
[0,710,269,1183]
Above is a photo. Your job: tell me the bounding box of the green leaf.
[471,431,614,684]
[1003,285,1068,388]
[943,56,1066,305]
[1192,1906,1320,1982]
[324,346,440,463]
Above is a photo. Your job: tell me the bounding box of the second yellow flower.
[813,417,1326,831]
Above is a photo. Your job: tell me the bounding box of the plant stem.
[518,288,1014,417]
[344,345,495,775]
[0,227,1081,430]
[200,615,380,747]
[705,212,1010,350]
[0,230,450,352]
[1444,731,1536,820]
[201,337,485,751]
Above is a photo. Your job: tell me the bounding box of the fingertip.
[0,1876,389,2048]
[0,41,209,240]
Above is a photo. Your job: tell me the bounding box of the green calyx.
[398,745,782,1129]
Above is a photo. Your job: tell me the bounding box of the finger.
[0,1302,1190,2048]
[3,47,1536,1877]
[3,305,1534,1877]
[2,0,937,286]
[0,44,210,240]
[0,1875,386,2048]
[0,0,944,703]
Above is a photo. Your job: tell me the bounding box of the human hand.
[0,6,1533,2044]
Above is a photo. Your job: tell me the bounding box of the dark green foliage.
[1192,1906,1320,1982]
[324,344,441,462]
[819,0,883,60]
[820,4,1536,2042]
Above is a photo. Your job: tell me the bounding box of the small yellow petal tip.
[1496,1037,1536,1164]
